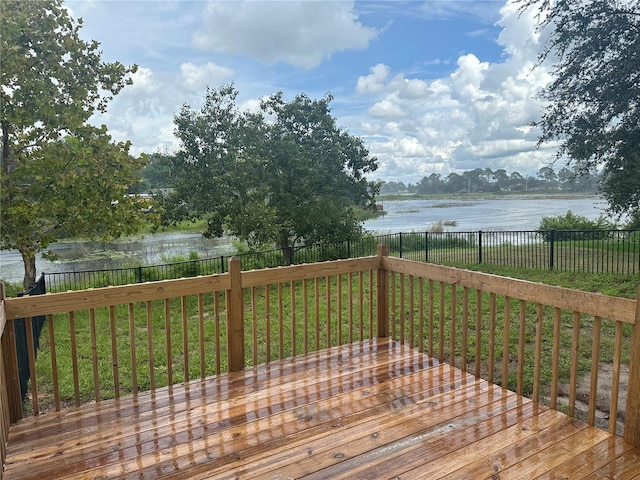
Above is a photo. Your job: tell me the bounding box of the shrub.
[537,210,615,241]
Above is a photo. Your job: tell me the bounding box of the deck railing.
[1,244,639,471]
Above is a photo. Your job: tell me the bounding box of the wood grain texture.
[3,339,638,480]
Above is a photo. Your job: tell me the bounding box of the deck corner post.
[1,292,22,423]
[227,257,245,373]
[376,243,389,338]
[624,286,640,446]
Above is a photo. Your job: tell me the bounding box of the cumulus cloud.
[192,1,377,69]
[354,0,556,182]
[180,62,234,92]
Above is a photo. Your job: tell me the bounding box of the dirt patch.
[556,363,628,436]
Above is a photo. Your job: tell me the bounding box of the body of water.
[0,196,611,285]
[363,195,609,233]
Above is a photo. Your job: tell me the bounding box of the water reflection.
[0,234,234,284]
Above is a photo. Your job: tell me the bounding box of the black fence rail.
[43,229,640,292]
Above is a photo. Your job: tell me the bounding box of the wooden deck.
[4,338,640,479]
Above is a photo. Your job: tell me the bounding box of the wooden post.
[624,286,640,446]
[376,243,389,338]
[1,284,22,423]
[226,257,245,372]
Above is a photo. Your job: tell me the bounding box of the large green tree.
[161,85,379,265]
[520,0,640,220]
[1,0,144,289]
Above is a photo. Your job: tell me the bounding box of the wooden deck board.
[3,338,639,480]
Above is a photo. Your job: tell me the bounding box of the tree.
[520,0,640,218]
[1,0,143,289]
[491,169,509,191]
[161,86,379,265]
[537,166,557,183]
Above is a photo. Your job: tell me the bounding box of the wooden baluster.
[214,292,221,374]
[198,294,205,379]
[303,280,309,354]
[291,281,297,357]
[487,293,496,384]
[428,280,434,358]
[251,287,258,366]
[89,308,100,401]
[550,307,561,410]
[517,300,526,396]
[399,273,405,344]
[501,296,511,390]
[408,276,414,349]
[24,317,38,414]
[265,286,271,363]
[449,285,457,367]
[337,275,342,345]
[533,304,544,403]
[588,316,602,425]
[358,271,364,341]
[418,277,424,353]
[129,304,138,395]
[46,314,60,411]
[164,298,172,384]
[568,311,581,417]
[348,273,354,342]
[610,320,623,434]
[438,282,445,362]
[326,276,331,349]
[108,306,119,399]
[461,287,469,373]
[147,300,155,390]
[474,290,482,379]
[278,283,284,359]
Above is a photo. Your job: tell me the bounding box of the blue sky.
[66,0,556,184]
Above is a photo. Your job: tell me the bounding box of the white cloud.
[193,1,377,69]
[354,0,555,183]
[356,64,391,94]
[180,62,234,92]
[127,67,159,92]
[369,98,406,118]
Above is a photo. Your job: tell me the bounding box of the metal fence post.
[399,232,403,258]
[425,231,429,263]
[549,230,555,270]
[137,266,143,284]
[478,230,483,264]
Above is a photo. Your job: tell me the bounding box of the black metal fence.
[43,229,640,292]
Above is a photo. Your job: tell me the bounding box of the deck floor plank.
[4,338,639,480]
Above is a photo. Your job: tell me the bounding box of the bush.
[537,210,615,241]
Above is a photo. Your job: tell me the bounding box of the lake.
[363,195,609,233]
[0,195,610,285]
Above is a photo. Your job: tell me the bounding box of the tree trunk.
[20,249,37,292]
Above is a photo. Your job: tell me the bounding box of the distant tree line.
[379,165,601,195]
